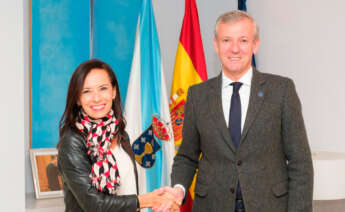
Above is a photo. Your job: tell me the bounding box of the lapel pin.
[258,91,263,97]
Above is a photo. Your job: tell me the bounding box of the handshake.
[138,186,185,212]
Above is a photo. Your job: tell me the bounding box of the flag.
[169,0,207,211]
[124,0,175,201]
[238,0,247,11]
[238,0,256,67]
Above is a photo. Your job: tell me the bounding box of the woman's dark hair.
[57,59,126,148]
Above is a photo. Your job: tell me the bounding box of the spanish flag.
[169,0,207,211]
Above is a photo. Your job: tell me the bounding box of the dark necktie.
[229,82,243,148]
[229,82,245,211]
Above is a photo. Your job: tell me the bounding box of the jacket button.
[237,160,242,166]
[230,188,235,193]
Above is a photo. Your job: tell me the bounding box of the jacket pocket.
[194,183,208,197]
[271,180,288,197]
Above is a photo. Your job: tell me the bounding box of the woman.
[57,59,178,212]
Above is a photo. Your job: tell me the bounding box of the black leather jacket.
[58,128,139,212]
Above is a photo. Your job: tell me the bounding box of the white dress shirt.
[111,144,137,195]
[222,67,253,131]
[175,68,253,197]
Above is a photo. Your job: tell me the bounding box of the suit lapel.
[208,75,236,153]
[241,69,266,144]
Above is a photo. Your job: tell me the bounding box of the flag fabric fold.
[170,0,208,211]
[124,0,175,200]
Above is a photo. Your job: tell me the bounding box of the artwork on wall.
[30,0,140,148]
[31,0,91,148]
[29,148,63,199]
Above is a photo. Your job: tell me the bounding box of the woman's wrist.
[137,193,154,209]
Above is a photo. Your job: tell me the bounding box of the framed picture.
[30,148,63,199]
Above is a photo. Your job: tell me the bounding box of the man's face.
[213,19,260,80]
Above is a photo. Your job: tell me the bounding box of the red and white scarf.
[75,109,120,194]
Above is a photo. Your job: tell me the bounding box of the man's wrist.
[173,184,186,198]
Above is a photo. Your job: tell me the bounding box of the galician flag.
[124,0,175,199]
[169,0,208,211]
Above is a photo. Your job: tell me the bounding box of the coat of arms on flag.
[132,125,160,168]
[132,115,172,168]
[169,88,186,146]
[152,114,171,141]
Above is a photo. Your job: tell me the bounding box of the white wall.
[156,0,345,152]
[0,1,26,211]
[248,0,345,152]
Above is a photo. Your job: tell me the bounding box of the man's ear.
[213,37,219,54]
[253,36,260,55]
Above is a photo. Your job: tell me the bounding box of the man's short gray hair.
[214,10,259,41]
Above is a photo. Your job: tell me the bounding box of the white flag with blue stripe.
[124,0,175,198]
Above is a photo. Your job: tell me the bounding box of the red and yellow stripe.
[169,0,207,211]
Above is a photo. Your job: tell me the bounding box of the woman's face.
[78,68,116,119]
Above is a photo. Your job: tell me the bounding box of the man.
[162,10,313,212]
[46,155,62,191]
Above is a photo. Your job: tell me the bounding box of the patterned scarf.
[75,109,120,194]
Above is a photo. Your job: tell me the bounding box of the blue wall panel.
[32,0,90,148]
[92,0,140,104]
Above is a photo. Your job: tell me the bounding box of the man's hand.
[152,186,184,212]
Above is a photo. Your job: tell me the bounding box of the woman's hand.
[138,189,180,212]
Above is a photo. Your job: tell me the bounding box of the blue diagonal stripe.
[139,0,163,192]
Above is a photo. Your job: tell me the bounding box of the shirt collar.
[222,67,253,89]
